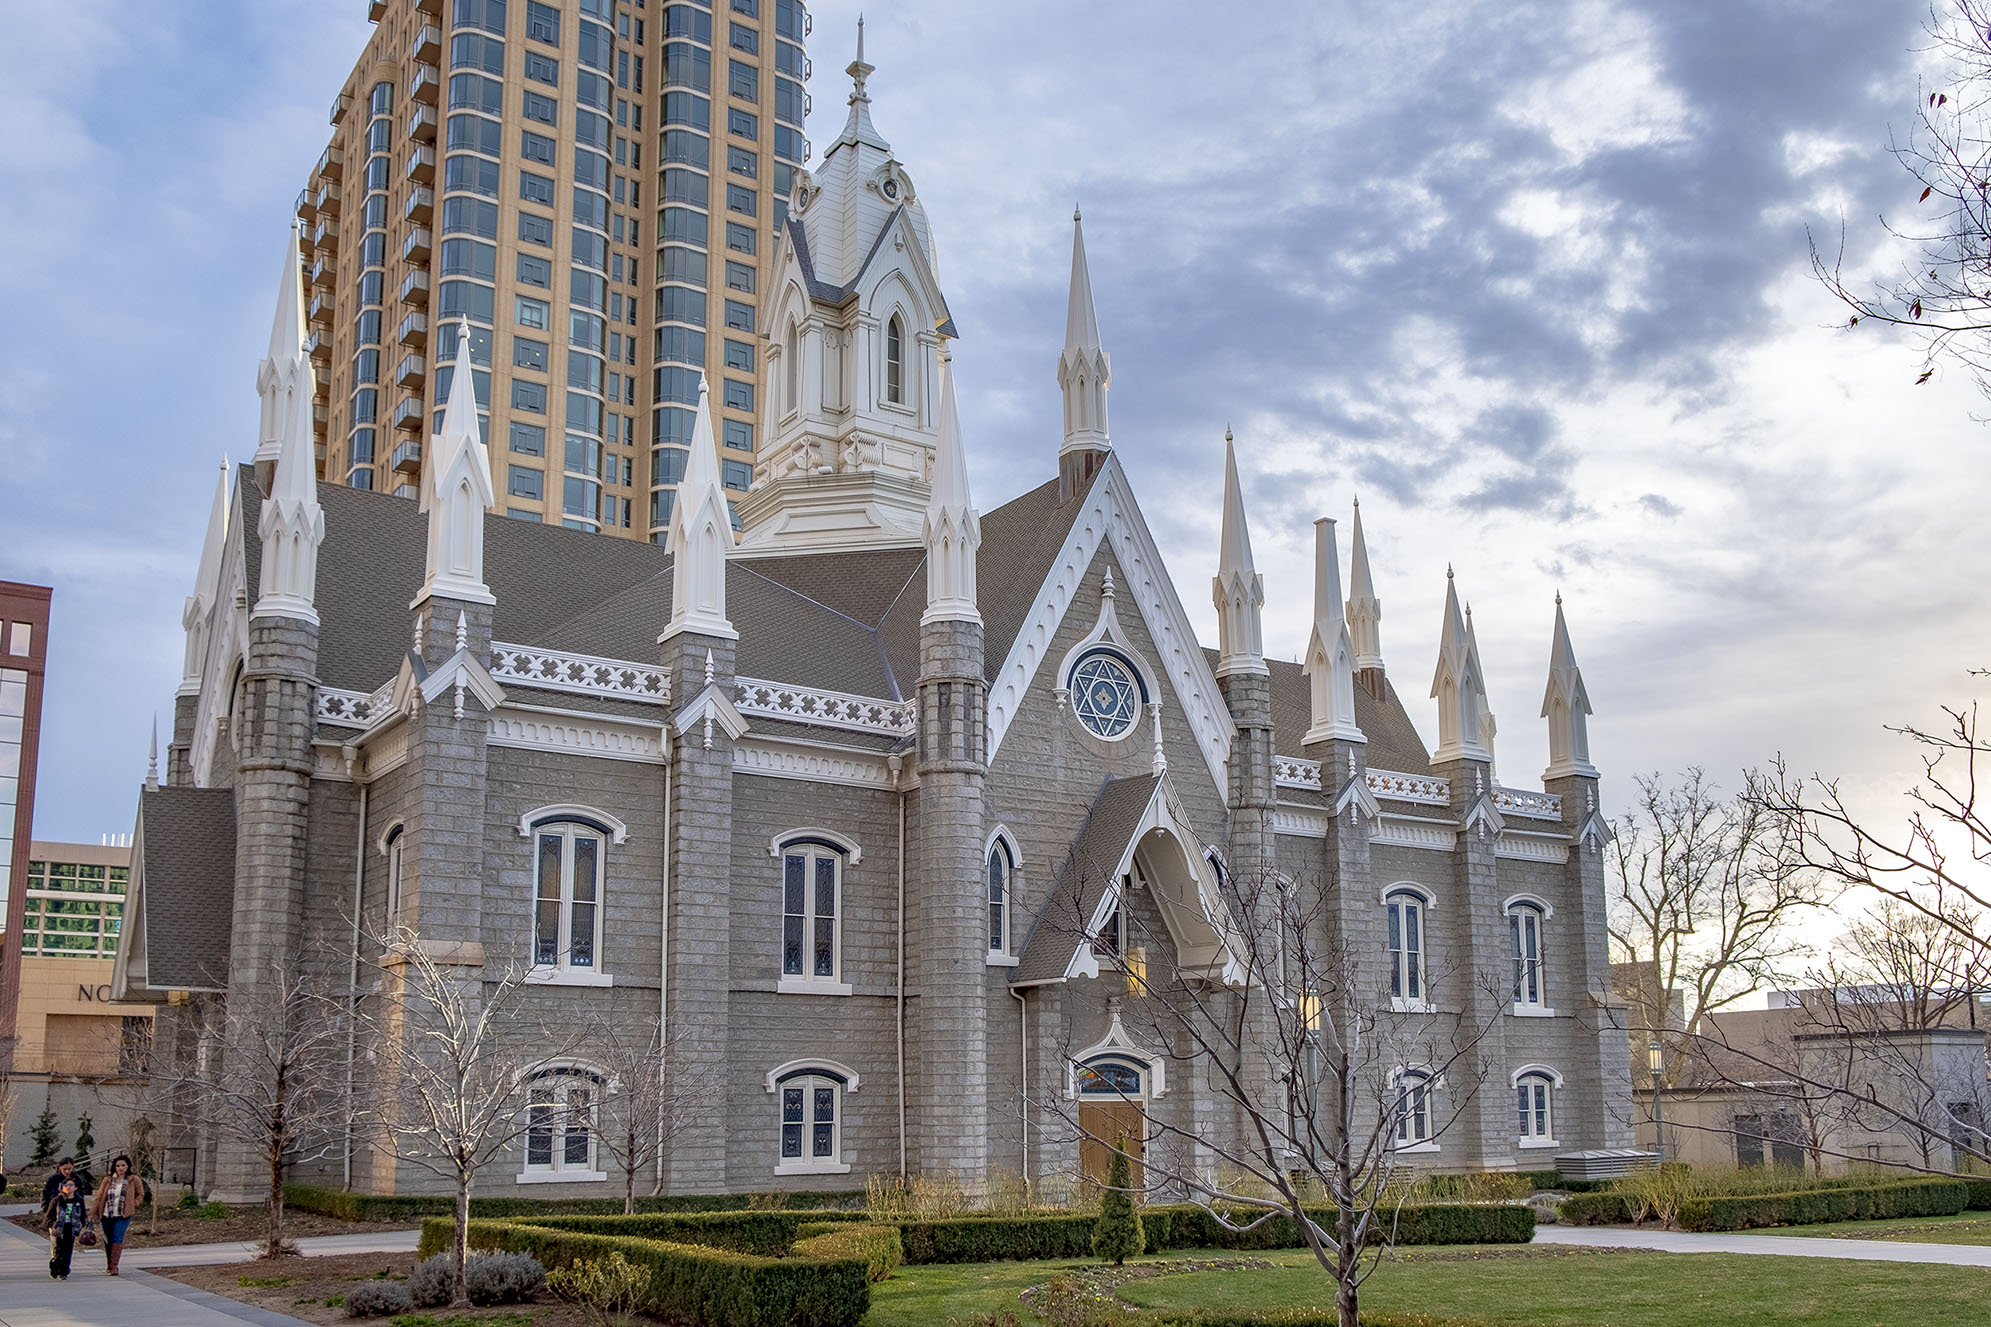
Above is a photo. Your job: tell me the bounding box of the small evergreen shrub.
[1091,1142,1145,1264]
[794,1222,903,1282]
[405,1254,457,1308]
[342,1280,413,1318]
[1556,1192,1636,1225]
[464,1251,546,1305]
[546,1250,652,1327]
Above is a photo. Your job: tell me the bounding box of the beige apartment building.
[297,0,812,540]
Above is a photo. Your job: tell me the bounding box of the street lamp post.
[1648,1036,1665,1164]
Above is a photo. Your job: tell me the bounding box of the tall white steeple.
[254,224,310,481]
[922,352,980,625]
[1058,209,1111,457]
[662,379,738,642]
[1303,517,1364,744]
[1465,602,1497,776]
[1429,569,1490,764]
[1345,497,1383,676]
[1211,433,1267,678]
[180,460,232,694]
[1541,593,1598,780]
[414,322,497,608]
[254,314,325,625]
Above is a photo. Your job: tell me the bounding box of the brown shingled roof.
[132,785,237,992]
[1010,773,1161,986]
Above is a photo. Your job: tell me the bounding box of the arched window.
[987,838,1013,956]
[1515,1069,1558,1146]
[884,314,904,404]
[1385,888,1428,1005]
[1508,900,1547,1009]
[1076,1058,1145,1100]
[783,319,800,413]
[779,836,847,989]
[383,825,407,926]
[1391,1068,1434,1149]
[531,820,607,975]
[522,1065,605,1181]
[773,1065,850,1173]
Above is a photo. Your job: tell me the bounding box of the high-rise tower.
[299,0,812,542]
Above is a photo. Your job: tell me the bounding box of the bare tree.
[359,924,578,1305]
[1040,865,1504,1327]
[574,1009,721,1215]
[152,954,355,1257]
[1811,1,1991,396]
[1823,899,1989,1030]
[1608,768,1825,1085]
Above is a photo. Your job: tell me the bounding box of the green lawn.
[866,1247,1991,1327]
[1754,1212,1991,1245]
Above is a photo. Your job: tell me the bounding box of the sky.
[2,0,1987,913]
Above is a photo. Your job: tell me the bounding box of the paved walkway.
[0,1203,417,1327]
[1536,1222,1991,1266]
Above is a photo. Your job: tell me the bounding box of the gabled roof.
[1254,653,1434,776]
[1010,773,1161,986]
[118,785,236,996]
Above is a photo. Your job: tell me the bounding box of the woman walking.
[88,1155,147,1275]
[42,1176,88,1280]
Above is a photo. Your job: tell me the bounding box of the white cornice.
[734,735,898,789]
[487,706,668,764]
[987,455,1232,797]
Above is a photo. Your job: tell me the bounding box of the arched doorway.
[1076,1055,1148,1189]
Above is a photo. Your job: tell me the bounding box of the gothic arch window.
[1390,1067,1437,1151]
[766,1060,858,1175]
[379,823,408,927]
[1505,895,1551,1011]
[1514,1066,1561,1147]
[521,809,621,984]
[1384,885,1432,1009]
[783,318,800,414]
[774,832,855,993]
[520,1062,607,1182]
[884,313,905,404]
[987,833,1016,959]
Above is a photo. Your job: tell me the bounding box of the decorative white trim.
[1510,1005,1559,1018]
[1389,997,1439,1015]
[490,642,672,706]
[1381,880,1436,906]
[985,455,1232,798]
[777,976,853,996]
[734,737,897,789]
[985,953,1021,968]
[317,680,397,727]
[774,1159,853,1176]
[1510,1063,1565,1087]
[1369,770,1450,805]
[985,824,1023,869]
[519,804,631,844]
[364,724,411,779]
[516,1168,609,1184]
[769,827,864,866]
[1065,1010,1167,1100]
[526,967,614,987]
[1517,1138,1561,1150]
[488,706,669,764]
[1392,1141,1441,1155]
[376,819,407,855]
[1494,833,1569,864]
[1502,892,1555,920]
[764,1059,863,1093]
[733,677,915,736]
[1492,786,1562,820]
[1272,807,1329,839]
[1274,757,1321,789]
[1373,817,1455,851]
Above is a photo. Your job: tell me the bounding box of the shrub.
[794,1222,903,1282]
[405,1254,456,1309]
[197,1202,230,1220]
[287,1184,865,1224]
[1556,1192,1635,1225]
[547,1250,652,1327]
[342,1280,413,1318]
[1965,1178,1991,1212]
[464,1251,545,1306]
[1675,1179,1968,1232]
[1092,1144,1145,1264]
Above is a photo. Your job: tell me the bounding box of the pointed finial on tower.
[1304,517,1364,745]
[1058,209,1111,458]
[662,378,739,643]
[255,223,311,477]
[1212,435,1267,678]
[1464,602,1497,776]
[146,717,160,791]
[1542,594,1598,780]
[1346,497,1383,677]
[413,319,497,608]
[923,350,982,625]
[1430,570,1490,763]
[848,14,873,100]
[254,301,325,625]
[181,458,235,691]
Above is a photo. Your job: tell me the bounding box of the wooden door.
[1079,1103,1146,1190]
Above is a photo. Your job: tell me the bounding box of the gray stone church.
[116,55,1631,1200]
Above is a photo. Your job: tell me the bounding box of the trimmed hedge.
[1676,1179,1968,1232]
[1123,1315,1497,1327]
[288,1183,863,1223]
[416,1210,868,1260]
[794,1221,903,1282]
[1555,1192,1635,1226]
[1966,1178,1991,1212]
[444,1217,870,1327]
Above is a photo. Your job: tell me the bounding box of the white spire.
[255,223,310,474]
[254,305,325,626]
[146,718,160,792]
[661,378,738,642]
[180,459,233,691]
[414,321,497,608]
[1303,518,1364,744]
[1345,497,1383,674]
[1211,432,1266,678]
[922,351,981,625]
[1465,603,1496,777]
[835,15,890,153]
[1541,593,1598,780]
[1057,209,1111,457]
[1429,568,1490,764]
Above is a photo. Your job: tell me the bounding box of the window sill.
[774,1159,851,1176]
[1517,1138,1560,1150]
[516,1169,608,1184]
[985,954,1020,968]
[777,976,853,996]
[1391,1141,1440,1155]
[1509,1004,1557,1018]
[527,967,613,988]
[1388,998,1437,1015]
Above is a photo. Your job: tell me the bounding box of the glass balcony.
[404,186,433,223]
[312,217,339,251]
[395,353,427,389]
[304,329,329,361]
[296,187,314,221]
[316,145,343,180]
[408,103,437,143]
[307,290,332,325]
[397,311,430,347]
[392,439,424,473]
[402,227,433,263]
[410,63,440,105]
[405,144,435,184]
[415,0,441,14]
[393,398,426,432]
[367,0,387,20]
[411,24,441,63]
[315,181,341,214]
[330,92,351,126]
[310,254,336,289]
[399,270,431,306]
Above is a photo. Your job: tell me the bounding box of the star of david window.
[1069,649,1145,740]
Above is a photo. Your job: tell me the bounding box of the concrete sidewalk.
[0,1203,416,1327]
[1535,1222,1991,1266]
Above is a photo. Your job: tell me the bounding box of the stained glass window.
[1069,650,1142,740]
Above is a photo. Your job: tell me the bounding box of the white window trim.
[767,827,863,865]
[528,821,609,978]
[1506,894,1550,1014]
[1383,885,1431,1009]
[381,824,408,927]
[1389,1067,1440,1153]
[1513,1065,1562,1150]
[777,975,852,996]
[768,1063,856,1175]
[775,835,849,990]
[518,803,630,844]
[517,1062,609,1183]
[986,827,1020,962]
[529,968,614,988]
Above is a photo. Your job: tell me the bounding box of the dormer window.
[884,314,904,404]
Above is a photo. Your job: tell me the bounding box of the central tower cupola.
[735,18,958,554]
